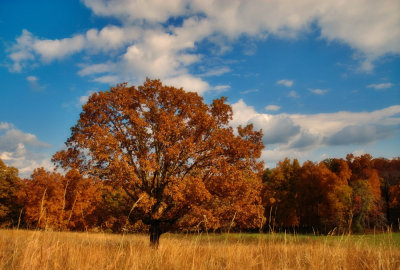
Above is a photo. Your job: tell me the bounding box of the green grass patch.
[163,231,400,247]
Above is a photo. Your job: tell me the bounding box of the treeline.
[262,154,400,233]
[0,154,399,233]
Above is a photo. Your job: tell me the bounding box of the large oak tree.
[53,79,264,246]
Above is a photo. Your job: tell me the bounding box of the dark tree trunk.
[149,221,162,248]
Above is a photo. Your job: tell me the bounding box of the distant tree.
[389,183,400,227]
[323,158,354,232]
[21,168,65,229]
[21,168,101,230]
[296,161,332,231]
[372,157,400,226]
[53,79,264,246]
[262,158,300,228]
[61,169,102,230]
[346,154,384,230]
[0,159,22,227]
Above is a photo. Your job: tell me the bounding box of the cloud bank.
[231,99,400,164]
[0,123,53,178]
[8,0,400,91]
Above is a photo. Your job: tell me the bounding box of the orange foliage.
[52,79,264,245]
[21,168,101,230]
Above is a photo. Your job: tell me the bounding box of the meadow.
[0,229,399,270]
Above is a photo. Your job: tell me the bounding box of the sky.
[0,0,399,178]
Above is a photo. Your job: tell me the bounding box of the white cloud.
[8,30,36,72]
[241,89,259,94]
[33,35,85,62]
[78,90,96,106]
[0,123,53,178]
[78,63,116,76]
[367,82,394,90]
[26,75,38,82]
[26,75,45,91]
[232,99,300,145]
[212,85,230,92]
[7,0,400,90]
[163,74,210,94]
[82,0,188,23]
[288,131,320,150]
[288,91,299,98]
[309,88,328,95]
[277,79,294,87]
[0,122,13,130]
[93,75,121,84]
[254,114,300,145]
[265,105,281,111]
[231,99,400,164]
[85,25,141,52]
[200,67,231,77]
[324,124,397,146]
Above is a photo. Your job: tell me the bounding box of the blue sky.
[1,0,399,177]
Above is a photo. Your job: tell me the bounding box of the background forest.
[1,154,399,234]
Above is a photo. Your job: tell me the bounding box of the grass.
[187,231,400,247]
[0,229,399,269]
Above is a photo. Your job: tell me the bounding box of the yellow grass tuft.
[0,230,399,269]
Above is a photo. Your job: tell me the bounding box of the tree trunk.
[149,221,162,248]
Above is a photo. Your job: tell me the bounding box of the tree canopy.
[0,159,21,227]
[53,79,264,246]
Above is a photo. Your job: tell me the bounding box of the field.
[0,230,399,270]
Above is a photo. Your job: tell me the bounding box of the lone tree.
[53,79,264,246]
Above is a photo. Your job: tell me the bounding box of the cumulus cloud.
[323,125,398,146]
[231,100,400,164]
[277,79,294,87]
[7,0,400,91]
[288,131,321,150]
[163,74,210,94]
[256,115,300,145]
[0,122,53,178]
[232,99,300,145]
[367,83,394,90]
[82,0,188,23]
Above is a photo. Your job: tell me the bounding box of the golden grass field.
[0,229,399,270]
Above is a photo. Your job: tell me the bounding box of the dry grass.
[0,229,399,270]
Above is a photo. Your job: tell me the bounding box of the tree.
[389,183,400,227]
[0,159,22,227]
[297,161,352,233]
[61,169,102,230]
[262,158,300,228]
[346,154,384,230]
[21,168,65,229]
[53,79,264,246]
[323,158,353,232]
[372,157,400,226]
[21,168,101,230]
